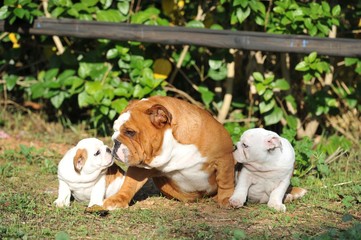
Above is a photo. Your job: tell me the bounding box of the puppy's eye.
[242,143,248,148]
[94,150,101,156]
[125,129,136,138]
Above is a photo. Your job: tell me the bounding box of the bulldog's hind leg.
[214,153,235,207]
[153,177,201,202]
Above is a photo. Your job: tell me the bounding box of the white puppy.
[54,138,125,208]
[229,128,306,212]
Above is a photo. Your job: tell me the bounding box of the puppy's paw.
[268,202,286,212]
[103,196,129,210]
[53,199,69,208]
[284,187,307,203]
[229,196,245,208]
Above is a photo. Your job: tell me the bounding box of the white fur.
[149,129,214,194]
[229,128,294,212]
[54,138,124,208]
[112,111,130,139]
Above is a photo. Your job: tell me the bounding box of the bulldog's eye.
[94,150,101,156]
[124,129,136,138]
[242,143,248,148]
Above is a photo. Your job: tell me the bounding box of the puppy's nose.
[113,139,121,150]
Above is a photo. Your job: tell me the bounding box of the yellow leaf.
[9,33,20,48]
[153,58,172,79]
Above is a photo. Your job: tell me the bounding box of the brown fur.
[103,96,235,209]
[73,148,87,174]
[105,163,125,189]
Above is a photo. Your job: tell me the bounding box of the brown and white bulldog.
[103,96,235,209]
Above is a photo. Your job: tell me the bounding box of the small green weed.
[0,162,16,177]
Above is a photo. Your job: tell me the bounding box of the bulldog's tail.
[284,187,307,203]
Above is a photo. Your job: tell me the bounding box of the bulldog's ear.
[265,135,282,151]
[73,148,88,174]
[145,104,172,129]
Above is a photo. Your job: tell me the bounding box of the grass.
[0,111,361,239]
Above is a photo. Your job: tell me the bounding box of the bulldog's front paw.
[267,202,286,212]
[218,197,232,209]
[103,195,129,210]
[229,196,245,208]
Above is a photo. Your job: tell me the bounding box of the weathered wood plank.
[1,18,360,57]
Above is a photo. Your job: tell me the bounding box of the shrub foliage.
[0,0,360,178]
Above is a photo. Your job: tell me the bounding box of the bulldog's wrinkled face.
[73,138,113,175]
[234,128,282,164]
[111,100,172,168]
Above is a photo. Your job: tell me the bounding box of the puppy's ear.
[145,104,172,129]
[265,135,282,151]
[73,148,88,174]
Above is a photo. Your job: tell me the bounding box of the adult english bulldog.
[103,96,235,209]
[54,138,125,208]
[229,128,307,212]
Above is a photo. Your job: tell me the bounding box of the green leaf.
[5,0,17,5]
[208,67,227,81]
[295,61,309,71]
[316,22,329,35]
[14,8,26,19]
[57,69,76,82]
[321,2,330,13]
[331,5,341,17]
[106,48,119,59]
[111,98,128,113]
[132,84,144,98]
[186,20,204,28]
[273,79,290,90]
[100,0,112,9]
[78,91,94,107]
[253,72,264,82]
[51,7,65,18]
[255,83,266,95]
[30,83,45,99]
[81,0,99,7]
[96,10,127,22]
[117,1,130,15]
[5,74,18,91]
[67,8,79,17]
[198,86,215,107]
[259,100,275,114]
[100,105,109,115]
[236,7,250,24]
[0,6,10,20]
[264,107,283,126]
[44,68,59,82]
[344,58,358,66]
[54,0,72,7]
[263,89,274,101]
[50,92,65,109]
[85,81,102,95]
[209,59,223,70]
[308,52,317,63]
[285,115,298,129]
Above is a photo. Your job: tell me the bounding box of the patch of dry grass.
[0,111,360,239]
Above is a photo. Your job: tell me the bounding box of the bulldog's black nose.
[113,139,121,151]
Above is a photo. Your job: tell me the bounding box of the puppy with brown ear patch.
[54,138,125,208]
[229,128,307,212]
